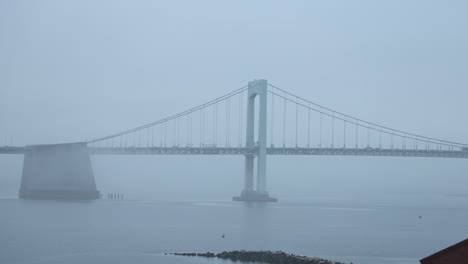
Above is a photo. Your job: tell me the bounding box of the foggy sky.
[1,0,468,146]
[1,1,468,201]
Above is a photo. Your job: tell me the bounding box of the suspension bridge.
[1,79,467,201]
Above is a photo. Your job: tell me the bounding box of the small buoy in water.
[419,215,422,219]
[221,234,225,238]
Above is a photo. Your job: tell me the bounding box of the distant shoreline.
[171,250,346,264]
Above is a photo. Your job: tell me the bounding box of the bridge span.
[2,79,467,202]
[3,144,468,159]
[93,146,468,159]
[3,146,468,159]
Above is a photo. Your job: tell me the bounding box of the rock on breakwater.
[172,250,346,264]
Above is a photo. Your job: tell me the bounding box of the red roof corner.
[420,238,468,264]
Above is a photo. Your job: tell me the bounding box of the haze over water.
[2,155,468,264]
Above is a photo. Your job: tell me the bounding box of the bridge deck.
[2,146,467,159]
[90,147,468,158]
[0,147,27,155]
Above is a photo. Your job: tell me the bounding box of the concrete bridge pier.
[233,79,277,202]
[19,142,100,200]
[241,153,255,195]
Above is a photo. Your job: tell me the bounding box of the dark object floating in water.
[172,250,345,264]
[221,234,225,238]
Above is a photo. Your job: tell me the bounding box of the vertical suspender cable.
[239,93,242,147]
[320,107,323,148]
[173,119,176,147]
[239,92,243,147]
[215,103,218,146]
[271,89,275,147]
[186,113,190,147]
[226,98,230,147]
[283,96,287,148]
[295,98,298,147]
[366,127,370,148]
[355,120,358,149]
[199,112,202,147]
[177,118,180,147]
[213,104,217,146]
[190,112,193,146]
[379,132,382,149]
[203,108,205,146]
[331,112,334,148]
[343,118,346,148]
[307,104,310,148]
[203,108,206,147]
[200,109,203,147]
[187,113,190,147]
[164,121,167,147]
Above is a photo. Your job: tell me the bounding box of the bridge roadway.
[2,146,468,159]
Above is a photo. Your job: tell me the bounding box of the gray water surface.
[2,155,468,264]
[1,194,467,264]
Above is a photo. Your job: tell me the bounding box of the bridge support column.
[243,154,254,194]
[19,142,100,200]
[233,79,277,202]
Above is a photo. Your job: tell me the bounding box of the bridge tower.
[233,79,277,202]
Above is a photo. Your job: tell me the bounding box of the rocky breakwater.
[172,250,346,264]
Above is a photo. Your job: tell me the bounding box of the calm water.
[1,194,468,264]
[1,155,468,264]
